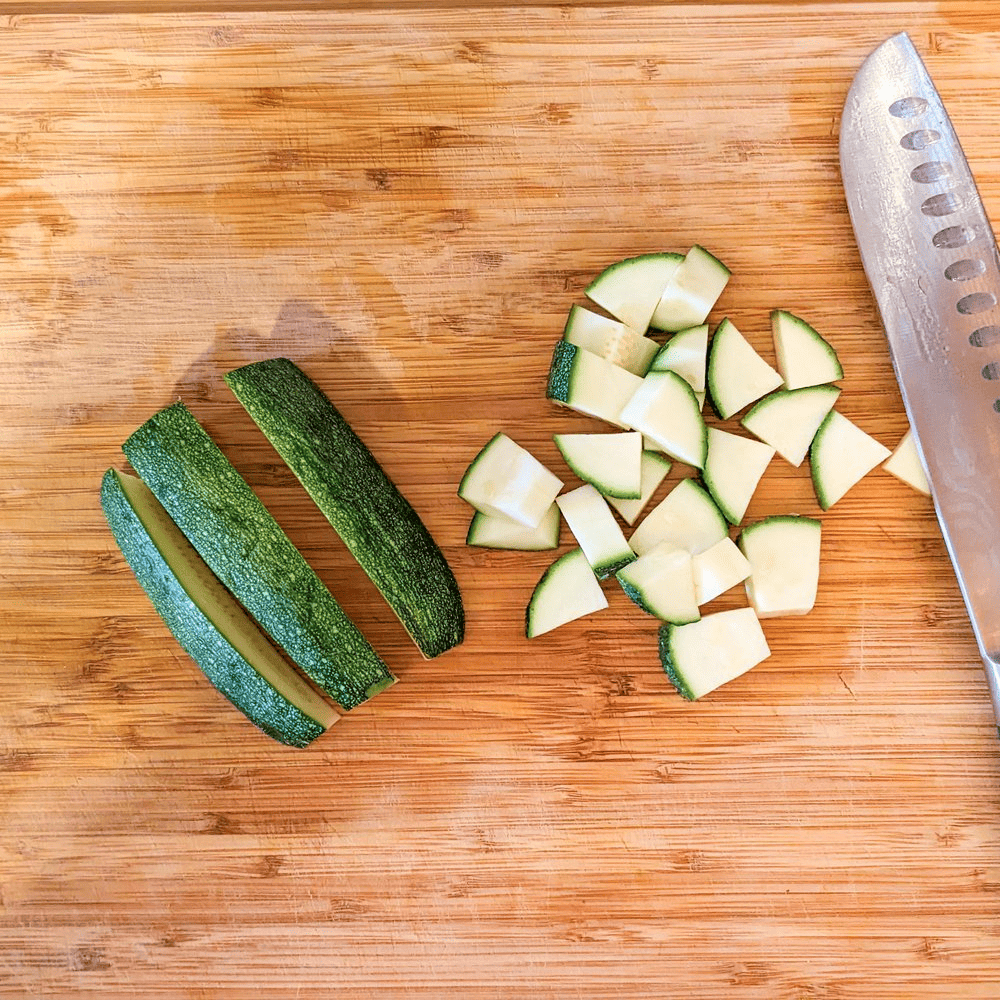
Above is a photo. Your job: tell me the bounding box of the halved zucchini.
[122,402,395,712]
[101,469,339,747]
[227,357,465,660]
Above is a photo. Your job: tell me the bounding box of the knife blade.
[839,31,1000,725]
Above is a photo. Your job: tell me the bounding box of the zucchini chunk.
[553,431,643,499]
[770,310,843,390]
[702,427,776,525]
[739,515,822,618]
[619,370,708,469]
[122,402,395,711]
[706,318,784,420]
[556,483,636,579]
[561,305,659,376]
[648,323,709,398]
[882,428,931,496]
[466,502,561,551]
[226,357,465,660]
[741,385,841,467]
[650,245,731,333]
[585,252,683,332]
[546,341,644,427]
[526,547,608,638]
[101,469,339,747]
[628,477,728,558]
[616,541,699,624]
[691,536,752,605]
[458,431,563,529]
[809,410,891,510]
[659,607,771,700]
[604,450,672,526]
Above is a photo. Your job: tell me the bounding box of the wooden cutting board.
[2,4,999,997]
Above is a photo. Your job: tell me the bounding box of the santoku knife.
[840,31,1000,725]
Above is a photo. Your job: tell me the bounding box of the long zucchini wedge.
[224,358,465,659]
[100,469,339,747]
[122,402,395,711]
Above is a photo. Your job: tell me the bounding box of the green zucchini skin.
[122,402,395,711]
[224,358,465,660]
[100,469,327,748]
[656,624,697,702]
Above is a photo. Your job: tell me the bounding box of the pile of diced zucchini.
[458,246,931,701]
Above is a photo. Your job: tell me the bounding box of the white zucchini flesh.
[882,427,931,496]
[546,341,644,428]
[691,536,752,605]
[585,252,683,333]
[701,427,776,526]
[648,323,709,393]
[561,305,658,376]
[553,431,643,499]
[707,318,784,420]
[659,607,771,700]
[628,477,728,557]
[458,432,564,528]
[605,450,672,526]
[650,245,732,333]
[556,483,636,579]
[810,410,891,510]
[466,502,561,550]
[616,541,699,625]
[739,515,822,618]
[770,310,843,390]
[526,547,608,638]
[619,370,708,469]
[741,385,841,467]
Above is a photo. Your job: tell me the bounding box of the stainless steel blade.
[840,31,1000,723]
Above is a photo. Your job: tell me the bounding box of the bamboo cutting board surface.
[2,4,1000,997]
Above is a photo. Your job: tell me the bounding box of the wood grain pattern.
[2,4,999,998]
